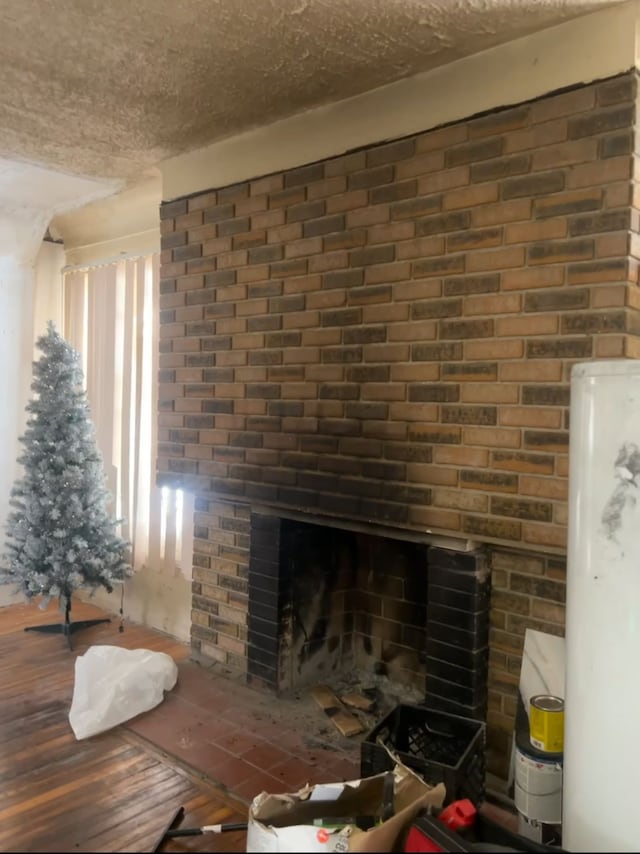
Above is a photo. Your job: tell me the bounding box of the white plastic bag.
[69,644,178,739]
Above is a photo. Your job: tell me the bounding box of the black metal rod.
[163,822,248,838]
[151,806,185,853]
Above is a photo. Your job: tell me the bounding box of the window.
[63,255,193,575]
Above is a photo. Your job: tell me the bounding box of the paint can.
[514,746,563,825]
[529,694,564,753]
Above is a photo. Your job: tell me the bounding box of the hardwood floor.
[0,598,521,852]
[0,600,248,853]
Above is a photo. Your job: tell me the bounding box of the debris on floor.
[340,691,376,713]
[305,666,425,743]
[311,684,365,737]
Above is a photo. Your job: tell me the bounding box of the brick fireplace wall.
[158,70,639,777]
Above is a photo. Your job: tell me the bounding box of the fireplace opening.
[248,513,429,717]
[248,511,490,723]
[282,518,429,697]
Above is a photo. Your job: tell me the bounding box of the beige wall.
[78,567,192,643]
[33,240,64,349]
[53,173,161,267]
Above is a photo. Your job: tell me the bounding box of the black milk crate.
[360,703,486,806]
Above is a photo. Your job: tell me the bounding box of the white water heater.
[564,361,640,852]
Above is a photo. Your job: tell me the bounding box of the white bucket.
[514,746,563,824]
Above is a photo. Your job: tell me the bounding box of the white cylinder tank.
[564,360,640,851]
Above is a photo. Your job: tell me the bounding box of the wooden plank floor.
[0,600,248,853]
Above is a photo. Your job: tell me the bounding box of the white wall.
[0,257,34,538]
[0,240,65,607]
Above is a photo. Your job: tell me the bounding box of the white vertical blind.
[63,269,87,374]
[62,255,192,577]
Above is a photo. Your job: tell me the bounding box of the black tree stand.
[24,594,110,650]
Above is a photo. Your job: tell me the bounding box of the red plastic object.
[404,824,444,852]
[402,801,478,852]
[438,799,477,832]
[403,814,469,852]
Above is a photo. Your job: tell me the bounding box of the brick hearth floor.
[127,657,363,803]
[127,655,520,835]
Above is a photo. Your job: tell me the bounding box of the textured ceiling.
[0,0,620,184]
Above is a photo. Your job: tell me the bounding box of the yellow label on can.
[529,694,564,753]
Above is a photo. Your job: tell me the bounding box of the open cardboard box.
[246,753,445,852]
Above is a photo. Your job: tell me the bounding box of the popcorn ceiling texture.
[0,0,616,180]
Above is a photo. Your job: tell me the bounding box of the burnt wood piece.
[340,692,376,713]
[311,685,364,736]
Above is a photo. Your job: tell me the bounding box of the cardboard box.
[246,758,445,852]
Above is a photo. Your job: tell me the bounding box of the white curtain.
[63,256,193,575]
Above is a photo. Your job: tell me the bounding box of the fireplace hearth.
[247,511,490,720]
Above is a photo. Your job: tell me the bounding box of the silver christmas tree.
[1,322,131,639]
